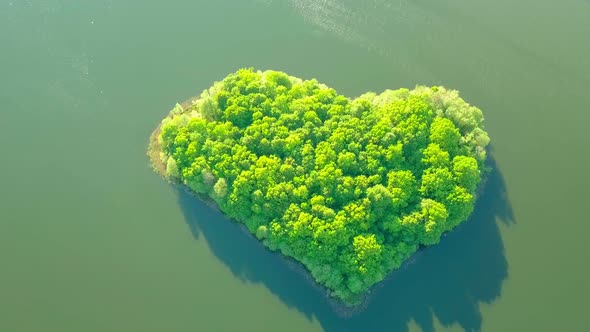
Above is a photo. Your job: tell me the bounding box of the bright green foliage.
[151,69,490,305]
[165,156,179,178]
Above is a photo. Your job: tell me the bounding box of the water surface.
[1,0,589,331]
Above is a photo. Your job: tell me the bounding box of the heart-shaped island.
[148,69,490,305]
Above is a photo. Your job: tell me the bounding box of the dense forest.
[150,69,490,304]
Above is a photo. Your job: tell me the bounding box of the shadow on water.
[175,149,514,332]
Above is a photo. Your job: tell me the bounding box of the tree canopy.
[149,69,490,305]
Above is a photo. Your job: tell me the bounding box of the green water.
[1,1,589,331]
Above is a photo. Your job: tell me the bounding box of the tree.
[420,167,455,201]
[212,178,228,201]
[422,143,450,168]
[452,155,480,191]
[430,117,461,155]
[353,234,383,276]
[419,199,449,245]
[366,185,394,219]
[387,170,417,209]
[165,156,179,178]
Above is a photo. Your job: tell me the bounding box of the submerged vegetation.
[149,69,490,304]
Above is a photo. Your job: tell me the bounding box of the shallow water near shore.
[2,0,589,331]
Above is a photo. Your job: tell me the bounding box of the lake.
[1,0,589,331]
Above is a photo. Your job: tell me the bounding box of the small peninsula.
[148,69,490,305]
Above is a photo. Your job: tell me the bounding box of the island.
[148,69,490,305]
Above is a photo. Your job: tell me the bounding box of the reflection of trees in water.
[176,149,513,332]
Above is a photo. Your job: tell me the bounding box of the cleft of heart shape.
[150,68,490,305]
